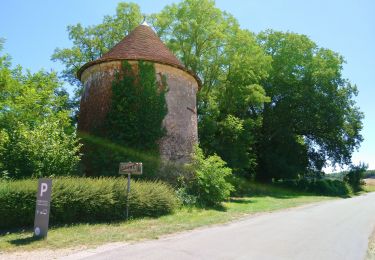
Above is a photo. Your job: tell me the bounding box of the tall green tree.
[0,42,81,179]
[52,2,143,86]
[53,0,272,176]
[256,30,363,181]
[151,0,239,97]
[153,0,271,176]
[52,1,363,180]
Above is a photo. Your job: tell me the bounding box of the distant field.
[365,178,375,186]
[363,179,375,193]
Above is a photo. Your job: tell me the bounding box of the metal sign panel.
[119,162,143,175]
[34,178,52,238]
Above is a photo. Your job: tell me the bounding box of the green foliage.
[364,170,375,178]
[153,0,271,176]
[185,146,234,206]
[0,177,178,229]
[106,61,167,151]
[344,163,367,191]
[281,178,352,196]
[54,0,364,181]
[256,30,363,181]
[175,187,197,207]
[227,175,256,197]
[52,3,143,120]
[52,2,143,86]
[309,180,352,196]
[0,45,81,179]
[81,60,167,177]
[1,121,81,179]
[54,0,271,178]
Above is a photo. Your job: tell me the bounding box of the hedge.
[0,177,178,229]
[281,178,352,196]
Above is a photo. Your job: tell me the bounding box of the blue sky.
[1,0,374,170]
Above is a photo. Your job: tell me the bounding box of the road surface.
[68,192,375,260]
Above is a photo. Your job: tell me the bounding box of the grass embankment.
[0,182,334,252]
[364,178,375,193]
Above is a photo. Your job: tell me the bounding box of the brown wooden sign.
[119,162,143,175]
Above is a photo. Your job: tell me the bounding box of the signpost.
[119,162,142,220]
[34,178,52,238]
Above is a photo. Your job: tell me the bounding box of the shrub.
[227,175,253,197]
[0,55,80,179]
[0,177,178,229]
[311,179,352,196]
[185,146,234,207]
[344,163,367,191]
[175,187,197,207]
[281,178,352,196]
[1,121,81,179]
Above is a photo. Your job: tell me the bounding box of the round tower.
[77,24,200,166]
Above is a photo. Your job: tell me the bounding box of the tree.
[153,0,271,176]
[186,145,234,206]
[52,2,143,121]
[53,0,272,177]
[345,163,367,191]
[0,42,81,179]
[52,2,143,86]
[53,1,363,180]
[256,30,363,181]
[151,0,239,97]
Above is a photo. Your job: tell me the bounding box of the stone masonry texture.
[78,60,198,165]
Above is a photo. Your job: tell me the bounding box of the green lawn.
[363,183,375,193]
[0,183,335,252]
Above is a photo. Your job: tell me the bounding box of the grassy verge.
[364,179,375,193]
[0,183,335,252]
[363,185,375,193]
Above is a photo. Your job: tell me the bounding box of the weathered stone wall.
[78,61,198,164]
[78,61,122,133]
[155,63,199,163]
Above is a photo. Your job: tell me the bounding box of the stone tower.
[77,23,200,165]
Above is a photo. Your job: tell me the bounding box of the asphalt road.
[72,192,375,260]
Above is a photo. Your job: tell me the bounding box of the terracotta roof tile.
[99,25,184,67]
[77,25,201,88]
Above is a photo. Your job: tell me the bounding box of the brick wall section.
[78,61,121,133]
[78,61,198,164]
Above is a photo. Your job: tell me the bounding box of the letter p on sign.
[40,183,48,197]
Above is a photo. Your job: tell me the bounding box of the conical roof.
[78,24,200,86]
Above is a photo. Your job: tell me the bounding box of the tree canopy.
[52,0,363,181]
[256,30,363,180]
[0,41,81,179]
